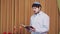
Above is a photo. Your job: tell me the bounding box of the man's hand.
[30,28,35,32]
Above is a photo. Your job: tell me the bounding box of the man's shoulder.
[42,12,49,18]
[31,14,34,18]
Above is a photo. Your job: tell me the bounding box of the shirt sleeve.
[35,16,50,33]
[29,16,33,32]
[30,16,32,26]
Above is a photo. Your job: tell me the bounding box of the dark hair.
[32,4,42,8]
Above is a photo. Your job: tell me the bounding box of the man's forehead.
[32,7,37,8]
[32,7,40,9]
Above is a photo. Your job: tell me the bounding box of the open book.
[20,24,34,30]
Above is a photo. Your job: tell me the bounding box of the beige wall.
[57,0,60,11]
[57,0,60,32]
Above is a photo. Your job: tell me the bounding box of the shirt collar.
[34,11,43,16]
[38,11,43,15]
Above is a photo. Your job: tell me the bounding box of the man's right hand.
[30,28,35,32]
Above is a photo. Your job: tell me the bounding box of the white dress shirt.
[30,11,50,34]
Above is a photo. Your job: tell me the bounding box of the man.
[29,2,50,34]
